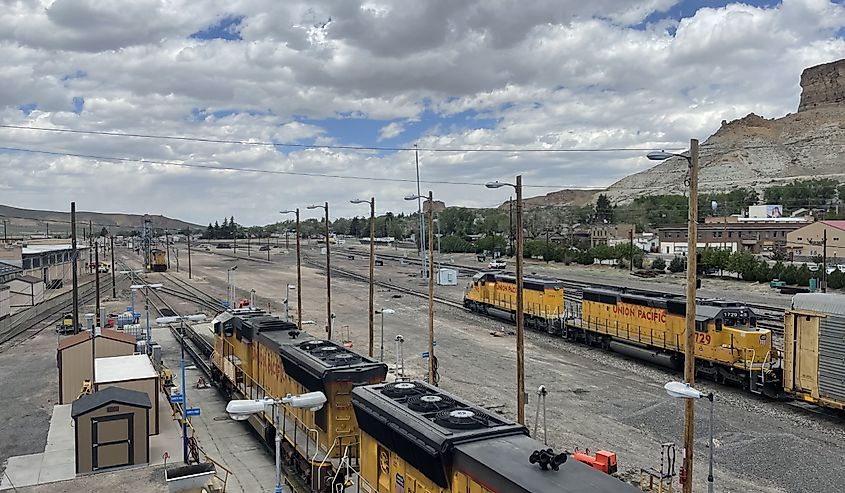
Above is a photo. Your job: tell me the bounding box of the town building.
[590,224,635,247]
[786,220,845,262]
[657,217,807,255]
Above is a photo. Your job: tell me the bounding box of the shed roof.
[71,386,151,417]
[57,329,137,351]
[16,275,42,284]
[95,354,157,383]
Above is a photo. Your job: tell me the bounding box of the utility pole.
[187,228,192,279]
[95,243,101,327]
[266,235,270,261]
[295,210,302,331]
[88,219,92,275]
[630,227,635,272]
[71,203,79,334]
[515,175,525,424]
[247,234,251,257]
[683,139,700,493]
[2,219,6,243]
[165,230,170,269]
[822,228,828,293]
[110,236,116,298]
[324,203,332,340]
[46,222,49,238]
[427,191,436,385]
[368,198,376,358]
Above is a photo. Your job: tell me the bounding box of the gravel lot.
[135,244,845,492]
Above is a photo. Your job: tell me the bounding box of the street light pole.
[649,141,700,493]
[307,203,332,339]
[351,198,377,357]
[427,191,436,385]
[665,381,715,493]
[485,177,525,424]
[281,209,303,330]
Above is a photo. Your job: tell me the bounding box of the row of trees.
[663,247,845,288]
[203,216,239,239]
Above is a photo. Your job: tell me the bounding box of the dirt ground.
[156,242,845,493]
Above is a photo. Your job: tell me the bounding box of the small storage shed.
[8,275,44,309]
[58,329,137,404]
[72,386,151,474]
[95,354,160,434]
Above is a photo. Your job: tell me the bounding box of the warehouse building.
[658,217,806,255]
[786,220,845,261]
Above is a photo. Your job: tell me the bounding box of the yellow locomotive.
[149,249,167,272]
[579,288,779,393]
[211,309,387,490]
[352,380,636,493]
[463,272,569,332]
[463,272,780,394]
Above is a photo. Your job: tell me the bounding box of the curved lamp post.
[307,203,333,339]
[279,210,302,330]
[405,192,436,385]
[665,381,715,493]
[351,198,376,357]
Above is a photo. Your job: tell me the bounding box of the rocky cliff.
[602,58,845,204]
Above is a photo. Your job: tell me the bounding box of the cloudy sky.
[1,0,843,226]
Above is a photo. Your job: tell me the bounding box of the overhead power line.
[0,124,677,153]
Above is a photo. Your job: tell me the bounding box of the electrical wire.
[0,124,680,153]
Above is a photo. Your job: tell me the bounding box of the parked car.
[259,245,270,251]
[488,259,506,269]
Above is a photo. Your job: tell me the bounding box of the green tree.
[828,269,845,289]
[595,194,614,223]
[729,250,758,280]
[651,258,666,271]
[440,235,474,253]
[795,264,813,287]
[669,256,686,273]
[781,264,798,285]
[213,221,220,239]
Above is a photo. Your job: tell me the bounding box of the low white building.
[8,275,45,310]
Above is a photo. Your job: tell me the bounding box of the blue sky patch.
[71,96,84,114]
[638,0,780,28]
[19,102,37,115]
[289,108,501,151]
[61,70,87,82]
[190,15,245,41]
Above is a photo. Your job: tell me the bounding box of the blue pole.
[181,321,188,464]
[145,287,151,355]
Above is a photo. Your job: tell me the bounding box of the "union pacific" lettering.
[612,305,667,323]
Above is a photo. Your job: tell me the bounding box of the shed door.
[92,413,134,470]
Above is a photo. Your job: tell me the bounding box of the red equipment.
[572,448,618,474]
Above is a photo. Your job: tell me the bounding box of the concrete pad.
[0,453,43,490]
[149,394,184,466]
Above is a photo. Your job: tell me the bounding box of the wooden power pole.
[682,138,700,493]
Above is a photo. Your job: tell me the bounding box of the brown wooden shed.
[57,329,137,404]
[72,386,151,474]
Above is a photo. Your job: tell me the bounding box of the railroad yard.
[2,240,844,492]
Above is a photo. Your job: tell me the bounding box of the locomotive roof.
[454,434,638,493]
[584,287,757,322]
[352,381,526,488]
[475,271,565,287]
[275,337,387,392]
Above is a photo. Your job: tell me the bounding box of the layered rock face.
[799,59,845,111]
[601,58,845,204]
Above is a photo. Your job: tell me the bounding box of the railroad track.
[0,277,116,350]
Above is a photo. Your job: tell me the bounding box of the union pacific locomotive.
[464,272,781,395]
[210,308,637,492]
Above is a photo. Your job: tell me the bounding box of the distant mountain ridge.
[0,204,201,236]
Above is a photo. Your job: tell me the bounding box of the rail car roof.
[352,381,526,488]
[454,433,638,493]
[792,293,845,317]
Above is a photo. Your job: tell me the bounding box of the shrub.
[828,269,845,290]
[668,256,686,273]
[651,258,667,271]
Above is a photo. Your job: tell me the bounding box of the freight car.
[149,249,167,272]
[210,309,387,490]
[351,380,637,492]
[783,293,845,410]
